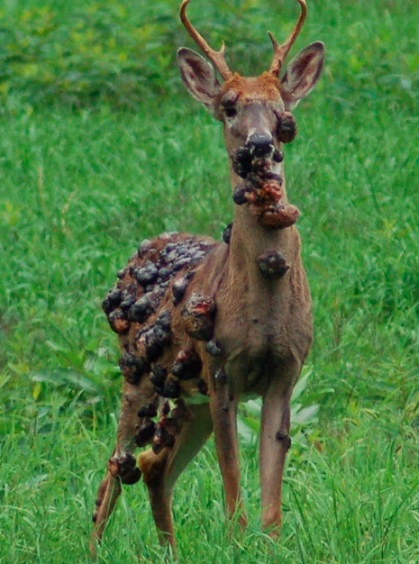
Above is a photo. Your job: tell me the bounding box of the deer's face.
[177,0,324,223]
[177,0,324,155]
[178,43,324,164]
[216,73,288,156]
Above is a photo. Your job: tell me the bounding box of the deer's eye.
[220,90,239,119]
[223,106,238,119]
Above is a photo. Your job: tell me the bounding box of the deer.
[91,0,324,554]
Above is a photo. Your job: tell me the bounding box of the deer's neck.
[223,162,302,319]
[228,159,297,260]
[207,160,305,376]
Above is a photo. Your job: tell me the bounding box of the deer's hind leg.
[139,402,213,548]
[91,381,156,552]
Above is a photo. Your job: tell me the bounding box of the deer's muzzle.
[246,133,275,158]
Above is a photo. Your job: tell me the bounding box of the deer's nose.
[246,133,274,157]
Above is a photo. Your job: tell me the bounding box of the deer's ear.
[177,48,221,112]
[280,42,325,110]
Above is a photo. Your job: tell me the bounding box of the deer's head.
[177,0,324,160]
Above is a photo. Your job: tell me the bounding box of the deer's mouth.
[230,141,299,229]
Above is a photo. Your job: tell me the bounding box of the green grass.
[1,0,418,562]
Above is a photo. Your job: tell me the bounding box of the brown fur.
[220,72,282,102]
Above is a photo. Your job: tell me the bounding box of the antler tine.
[180,0,233,81]
[269,0,307,77]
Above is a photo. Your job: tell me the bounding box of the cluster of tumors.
[102,233,222,460]
[230,111,300,229]
[103,121,298,466]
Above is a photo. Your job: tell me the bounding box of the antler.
[180,0,233,81]
[269,0,307,77]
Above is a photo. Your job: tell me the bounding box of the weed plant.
[0,0,418,562]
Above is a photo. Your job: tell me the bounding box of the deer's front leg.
[259,374,295,535]
[210,378,247,527]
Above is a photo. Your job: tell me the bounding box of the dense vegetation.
[0,0,417,561]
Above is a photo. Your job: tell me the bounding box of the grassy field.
[0,0,418,562]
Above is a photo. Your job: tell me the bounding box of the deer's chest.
[210,278,311,396]
[212,306,290,396]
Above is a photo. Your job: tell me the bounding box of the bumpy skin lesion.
[107,453,141,485]
[230,113,300,230]
[93,232,223,525]
[108,232,219,394]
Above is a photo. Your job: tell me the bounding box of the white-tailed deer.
[92,0,324,552]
